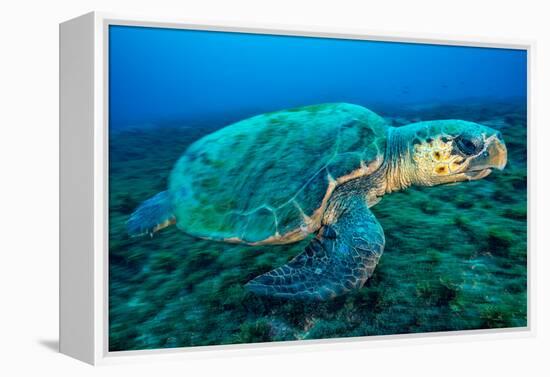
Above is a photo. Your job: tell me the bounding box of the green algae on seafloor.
[108,101,527,351]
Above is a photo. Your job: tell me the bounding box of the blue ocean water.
[108,25,527,351]
[109,25,526,130]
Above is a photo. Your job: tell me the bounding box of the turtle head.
[386,120,507,191]
[403,120,507,187]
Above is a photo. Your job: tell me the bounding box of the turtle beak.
[468,133,508,172]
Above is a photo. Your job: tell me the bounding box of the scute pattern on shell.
[168,103,388,244]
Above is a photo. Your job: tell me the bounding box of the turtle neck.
[383,126,416,193]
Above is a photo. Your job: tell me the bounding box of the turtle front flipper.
[245,196,385,300]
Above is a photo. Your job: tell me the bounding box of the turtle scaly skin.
[127,103,507,300]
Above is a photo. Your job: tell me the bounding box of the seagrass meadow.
[108,100,527,351]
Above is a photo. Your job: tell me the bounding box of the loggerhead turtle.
[127,103,507,300]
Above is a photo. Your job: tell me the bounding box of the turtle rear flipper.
[127,191,175,237]
[245,197,385,300]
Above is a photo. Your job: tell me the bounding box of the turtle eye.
[456,136,480,156]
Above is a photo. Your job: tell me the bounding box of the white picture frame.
[59,11,534,365]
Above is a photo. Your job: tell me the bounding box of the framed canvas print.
[59,12,532,365]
